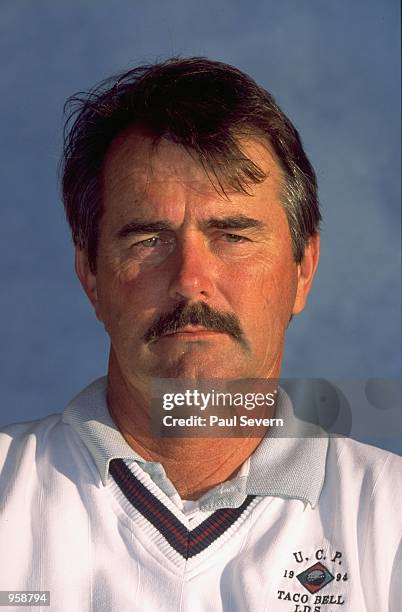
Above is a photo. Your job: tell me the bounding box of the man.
[0,57,400,611]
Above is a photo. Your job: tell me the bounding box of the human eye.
[222,233,250,243]
[134,236,161,248]
[129,232,175,263]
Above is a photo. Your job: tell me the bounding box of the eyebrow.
[116,214,265,239]
[117,220,175,239]
[202,215,265,230]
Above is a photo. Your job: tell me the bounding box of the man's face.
[76,129,319,386]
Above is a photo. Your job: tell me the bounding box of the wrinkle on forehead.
[101,126,283,206]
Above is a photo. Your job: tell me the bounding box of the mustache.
[144,301,248,348]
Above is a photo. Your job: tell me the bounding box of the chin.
[149,352,248,380]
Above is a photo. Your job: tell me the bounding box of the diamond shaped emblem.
[297,561,334,594]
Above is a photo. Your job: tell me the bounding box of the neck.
[106,353,278,500]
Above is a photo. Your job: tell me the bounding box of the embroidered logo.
[277,547,348,609]
[296,561,334,594]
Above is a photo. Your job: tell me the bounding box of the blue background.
[1,1,400,453]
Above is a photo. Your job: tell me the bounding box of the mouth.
[160,326,224,339]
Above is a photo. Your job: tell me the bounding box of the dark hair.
[62,57,320,273]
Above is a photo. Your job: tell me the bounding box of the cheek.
[228,255,298,329]
[95,286,125,337]
[95,265,168,342]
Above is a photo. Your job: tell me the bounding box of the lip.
[161,326,223,339]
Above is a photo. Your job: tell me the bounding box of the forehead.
[100,127,285,221]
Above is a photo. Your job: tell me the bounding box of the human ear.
[74,247,103,322]
[292,233,320,314]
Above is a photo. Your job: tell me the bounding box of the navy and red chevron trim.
[109,458,255,560]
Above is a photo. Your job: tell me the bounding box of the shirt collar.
[62,377,328,508]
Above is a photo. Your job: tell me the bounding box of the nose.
[168,233,216,302]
